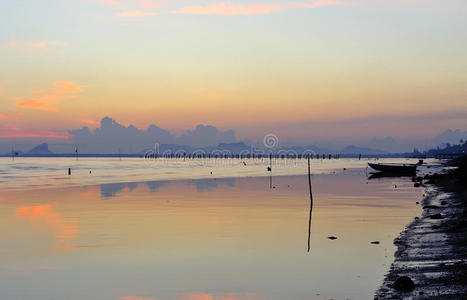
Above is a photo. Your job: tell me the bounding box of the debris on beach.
[393,276,415,291]
[376,156,467,299]
[423,205,439,209]
[429,213,444,219]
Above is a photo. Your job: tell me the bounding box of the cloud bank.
[69,117,237,153]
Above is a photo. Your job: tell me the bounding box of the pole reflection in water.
[307,155,313,252]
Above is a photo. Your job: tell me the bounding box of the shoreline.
[376,157,467,299]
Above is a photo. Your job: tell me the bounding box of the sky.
[0,0,466,148]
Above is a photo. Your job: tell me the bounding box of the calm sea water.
[0,158,427,300]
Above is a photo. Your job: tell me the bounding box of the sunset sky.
[1,0,466,145]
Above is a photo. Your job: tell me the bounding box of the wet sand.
[376,158,467,299]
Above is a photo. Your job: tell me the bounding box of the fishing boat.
[368,162,417,174]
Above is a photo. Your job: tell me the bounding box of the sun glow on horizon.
[0,0,466,145]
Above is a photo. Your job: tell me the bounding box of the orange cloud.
[296,0,342,8]
[6,40,68,53]
[118,10,158,17]
[16,204,78,251]
[175,2,284,15]
[0,125,70,139]
[0,112,23,120]
[79,118,98,125]
[113,0,342,17]
[15,81,84,112]
[135,0,164,9]
[172,0,341,16]
[101,0,121,7]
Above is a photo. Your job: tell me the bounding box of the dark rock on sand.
[393,276,415,291]
[423,205,439,209]
[429,213,443,219]
[371,241,380,244]
[327,236,337,240]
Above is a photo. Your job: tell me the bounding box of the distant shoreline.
[0,154,431,158]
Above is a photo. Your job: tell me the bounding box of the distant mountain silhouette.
[216,142,250,152]
[434,129,467,146]
[367,136,401,153]
[27,143,54,155]
[341,145,387,155]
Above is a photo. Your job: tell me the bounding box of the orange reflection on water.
[16,204,78,250]
[119,293,262,300]
[181,293,263,300]
[79,188,97,198]
[120,297,156,300]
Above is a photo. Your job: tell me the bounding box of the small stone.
[430,213,443,219]
[327,236,337,240]
[371,241,380,244]
[394,276,415,291]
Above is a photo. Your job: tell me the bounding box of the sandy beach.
[376,157,467,299]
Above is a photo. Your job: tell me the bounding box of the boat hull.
[368,163,417,174]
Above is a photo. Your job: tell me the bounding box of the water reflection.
[192,178,235,192]
[146,180,169,193]
[100,178,237,199]
[0,172,422,300]
[100,182,128,198]
[179,294,264,300]
[120,294,263,300]
[15,204,78,251]
[368,172,414,180]
[307,157,313,253]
